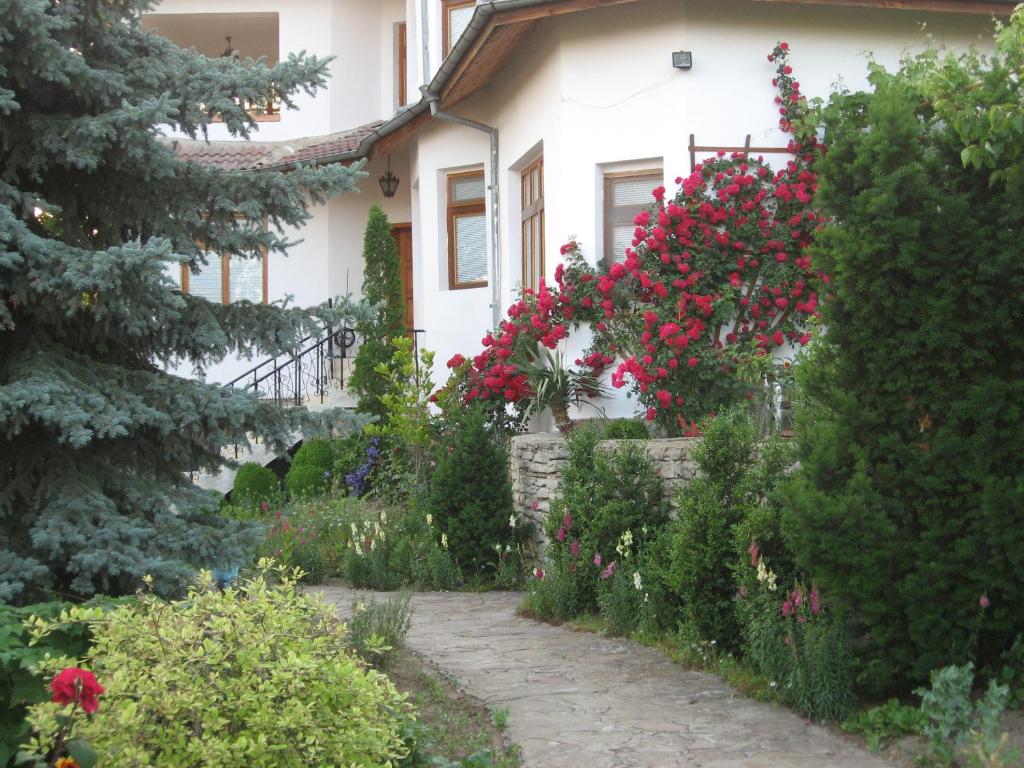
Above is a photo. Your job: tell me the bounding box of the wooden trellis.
[688,133,793,173]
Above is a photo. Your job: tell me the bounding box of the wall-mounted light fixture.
[672,50,693,70]
[379,155,400,198]
[221,36,237,58]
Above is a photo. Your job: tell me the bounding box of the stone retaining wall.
[510,432,700,531]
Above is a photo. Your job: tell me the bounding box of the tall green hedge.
[781,57,1024,695]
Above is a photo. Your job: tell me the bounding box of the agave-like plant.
[517,345,606,433]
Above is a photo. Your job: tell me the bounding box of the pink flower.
[781,600,795,617]
[748,541,760,567]
[570,539,581,558]
[600,561,618,580]
[593,552,602,567]
[530,499,540,512]
[980,594,991,609]
[534,568,545,580]
[556,527,567,543]
[809,587,822,617]
[562,512,573,531]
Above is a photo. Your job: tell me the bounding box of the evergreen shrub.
[781,32,1024,693]
[285,464,328,500]
[425,408,516,575]
[231,463,279,510]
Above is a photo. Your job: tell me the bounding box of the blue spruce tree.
[0,0,364,602]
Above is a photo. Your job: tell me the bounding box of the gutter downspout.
[427,96,502,330]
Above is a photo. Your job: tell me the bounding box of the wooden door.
[391,223,414,330]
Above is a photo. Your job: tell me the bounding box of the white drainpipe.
[419,0,502,329]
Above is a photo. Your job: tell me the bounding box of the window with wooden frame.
[181,249,268,304]
[520,156,544,293]
[397,22,408,107]
[604,168,663,265]
[442,0,475,56]
[447,170,487,290]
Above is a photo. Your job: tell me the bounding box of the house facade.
[150,0,1006,418]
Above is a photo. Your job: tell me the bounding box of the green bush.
[232,462,279,510]
[916,662,1011,765]
[538,425,669,624]
[24,563,411,768]
[601,419,649,440]
[842,699,927,753]
[739,578,855,722]
[781,40,1024,694]
[426,408,515,576]
[668,407,792,652]
[1,598,127,768]
[285,463,329,500]
[347,592,414,670]
[333,432,374,495]
[292,438,336,475]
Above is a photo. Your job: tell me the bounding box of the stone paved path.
[317,588,891,768]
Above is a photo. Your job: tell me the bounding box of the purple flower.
[600,561,617,579]
[593,552,602,566]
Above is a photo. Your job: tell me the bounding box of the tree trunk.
[551,401,574,433]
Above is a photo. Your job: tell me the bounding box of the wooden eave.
[749,0,1014,14]
[438,0,639,110]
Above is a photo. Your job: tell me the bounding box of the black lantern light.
[672,50,693,70]
[378,155,400,198]
[221,36,237,58]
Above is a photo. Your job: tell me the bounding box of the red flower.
[446,353,466,369]
[51,668,104,714]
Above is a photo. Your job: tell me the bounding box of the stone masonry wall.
[510,433,700,533]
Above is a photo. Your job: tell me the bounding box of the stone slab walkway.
[317,587,891,768]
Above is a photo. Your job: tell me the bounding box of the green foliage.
[601,419,649,440]
[537,426,669,624]
[739,578,855,722]
[782,27,1024,693]
[232,462,280,510]
[0,0,365,602]
[292,439,336,475]
[516,346,606,432]
[426,408,516,576]
[347,592,414,670]
[349,205,406,420]
[842,699,927,753]
[366,337,436,496]
[285,463,329,500]
[669,408,794,652]
[333,431,374,495]
[916,662,1013,766]
[996,636,1024,709]
[24,563,411,767]
[0,599,126,768]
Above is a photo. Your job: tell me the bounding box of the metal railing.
[225,326,358,408]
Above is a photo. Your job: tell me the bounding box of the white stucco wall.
[407,0,995,420]
[148,0,408,140]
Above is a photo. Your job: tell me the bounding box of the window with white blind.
[443,0,475,56]
[447,170,487,290]
[604,169,663,265]
[182,251,267,304]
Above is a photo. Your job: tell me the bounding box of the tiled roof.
[167,120,385,170]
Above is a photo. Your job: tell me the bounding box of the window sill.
[449,281,488,291]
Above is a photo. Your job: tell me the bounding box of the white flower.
[622,530,633,547]
[644,592,650,602]
[494,543,502,553]
[441,533,448,550]
[380,510,388,525]
[633,571,643,591]
[350,522,359,538]
[509,514,517,528]
[369,537,376,551]
[426,513,433,526]
[505,544,512,553]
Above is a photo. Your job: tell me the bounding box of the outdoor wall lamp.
[672,50,693,70]
[379,156,400,198]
